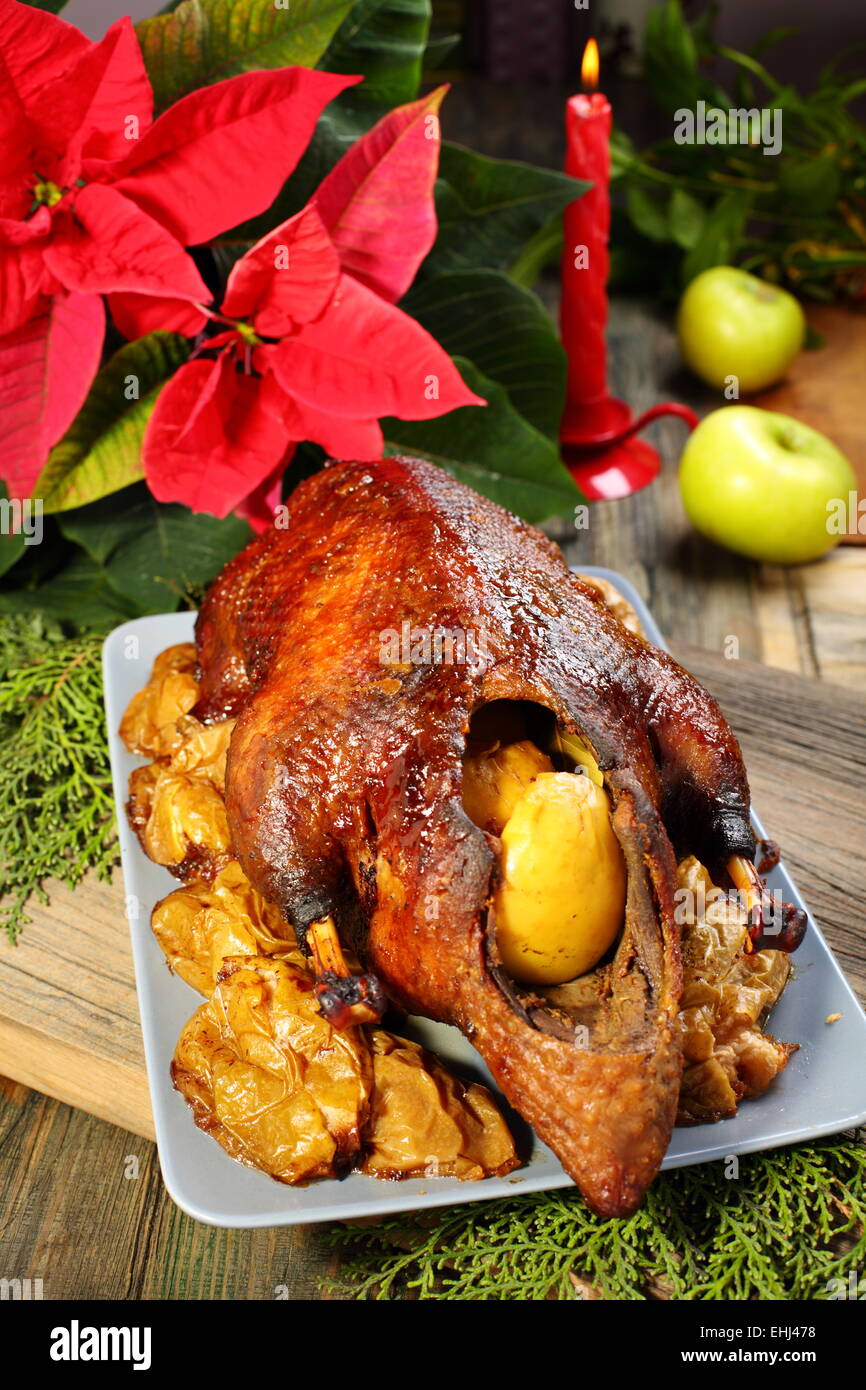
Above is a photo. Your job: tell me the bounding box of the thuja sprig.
[0,614,117,943]
[323,1135,866,1301]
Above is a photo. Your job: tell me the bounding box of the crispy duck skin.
[193,456,778,1216]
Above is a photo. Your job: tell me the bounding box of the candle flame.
[581,37,600,91]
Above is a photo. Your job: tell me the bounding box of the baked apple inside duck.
[462,703,627,986]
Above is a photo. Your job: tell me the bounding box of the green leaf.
[105,503,252,612]
[401,269,566,440]
[423,30,460,71]
[0,553,139,633]
[642,0,699,112]
[609,128,638,181]
[0,484,28,580]
[625,186,669,243]
[715,44,785,101]
[222,0,430,241]
[17,489,250,625]
[778,157,840,217]
[0,530,27,581]
[21,0,68,11]
[682,191,750,283]
[320,0,430,108]
[643,0,727,114]
[507,218,563,289]
[667,187,706,250]
[35,334,189,515]
[383,357,583,524]
[56,485,161,565]
[136,0,356,111]
[422,144,587,280]
[837,77,866,107]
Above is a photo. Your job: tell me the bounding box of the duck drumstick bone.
[307,915,387,1028]
[727,855,807,953]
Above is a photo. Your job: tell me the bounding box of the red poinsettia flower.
[142,86,484,525]
[0,0,357,496]
[144,201,485,520]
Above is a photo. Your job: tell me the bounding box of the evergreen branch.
[0,614,118,943]
[324,1135,866,1301]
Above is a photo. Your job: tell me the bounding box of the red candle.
[560,40,628,445]
[558,40,697,497]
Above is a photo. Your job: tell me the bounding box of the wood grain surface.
[0,875,151,1139]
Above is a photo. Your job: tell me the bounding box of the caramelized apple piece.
[172,953,517,1186]
[172,956,373,1183]
[126,718,235,880]
[676,856,795,1123]
[361,1031,518,1180]
[128,763,232,880]
[120,644,199,757]
[152,860,298,994]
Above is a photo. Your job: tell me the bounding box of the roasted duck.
[167,455,804,1216]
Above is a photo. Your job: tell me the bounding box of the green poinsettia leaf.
[0,484,28,579]
[35,334,189,515]
[137,0,356,111]
[401,269,567,440]
[105,503,252,613]
[0,531,27,581]
[424,144,587,281]
[0,553,140,633]
[383,357,583,524]
[3,491,250,630]
[320,0,430,108]
[221,0,430,242]
[57,484,163,565]
[507,217,564,289]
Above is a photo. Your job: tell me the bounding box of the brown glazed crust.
[194,455,756,1216]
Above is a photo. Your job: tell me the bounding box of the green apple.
[677,267,806,393]
[678,406,857,565]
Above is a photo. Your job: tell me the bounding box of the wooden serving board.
[0,646,863,1142]
[753,304,866,544]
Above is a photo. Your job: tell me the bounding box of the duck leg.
[639,648,806,952]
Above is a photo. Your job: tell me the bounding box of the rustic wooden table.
[1,80,864,1301]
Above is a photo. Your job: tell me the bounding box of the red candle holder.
[561,399,699,502]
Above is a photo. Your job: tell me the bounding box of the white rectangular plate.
[103,568,866,1227]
